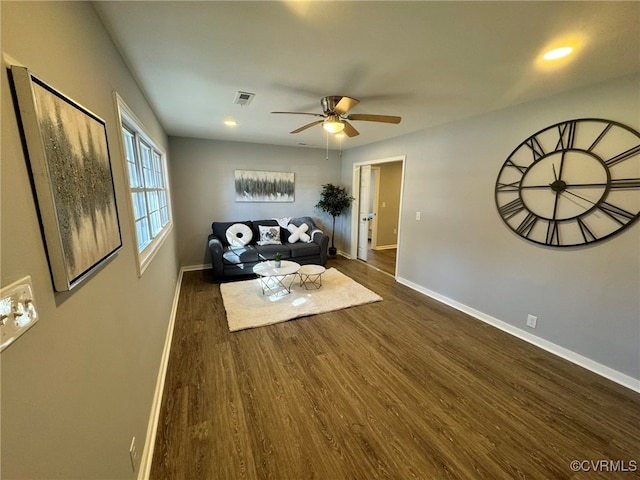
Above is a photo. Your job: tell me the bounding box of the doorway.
[351,155,405,276]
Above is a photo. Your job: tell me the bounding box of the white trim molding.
[137,267,185,479]
[396,276,640,394]
[182,263,211,272]
[373,244,397,250]
[113,92,174,277]
[350,155,406,262]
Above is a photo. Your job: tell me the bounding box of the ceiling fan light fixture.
[322,116,345,133]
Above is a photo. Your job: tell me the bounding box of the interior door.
[357,164,371,261]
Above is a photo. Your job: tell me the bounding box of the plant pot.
[274,260,281,268]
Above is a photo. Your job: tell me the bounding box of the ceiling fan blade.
[272,111,325,118]
[334,96,360,115]
[346,113,402,124]
[343,121,360,137]
[291,120,324,134]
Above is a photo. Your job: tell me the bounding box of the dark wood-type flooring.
[151,257,640,480]
[365,246,397,276]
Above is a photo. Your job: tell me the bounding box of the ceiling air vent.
[233,91,255,106]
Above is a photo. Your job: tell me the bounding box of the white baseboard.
[137,267,186,479]
[183,263,211,271]
[396,276,640,394]
[373,244,397,250]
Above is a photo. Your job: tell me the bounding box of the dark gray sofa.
[208,217,329,280]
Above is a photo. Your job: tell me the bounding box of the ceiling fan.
[271,96,401,137]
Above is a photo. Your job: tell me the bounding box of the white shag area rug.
[220,267,382,332]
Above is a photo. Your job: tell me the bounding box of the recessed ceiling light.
[543,46,573,60]
[224,120,238,127]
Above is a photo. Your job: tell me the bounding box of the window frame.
[115,93,173,276]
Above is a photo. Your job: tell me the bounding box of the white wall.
[1,2,179,478]
[342,74,640,383]
[169,137,342,266]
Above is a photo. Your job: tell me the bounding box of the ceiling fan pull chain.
[326,131,329,160]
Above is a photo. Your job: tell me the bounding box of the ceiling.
[94,1,640,150]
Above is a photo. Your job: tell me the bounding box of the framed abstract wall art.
[11,66,122,291]
[234,169,294,202]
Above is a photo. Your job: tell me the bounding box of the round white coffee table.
[253,260,300,295]
[298,264,326,290]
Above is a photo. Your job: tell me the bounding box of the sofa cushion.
[212,221,252,247]
[222,245,260,265]
[254,244,291,260]
[289,242,320,258]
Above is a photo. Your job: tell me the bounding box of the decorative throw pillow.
[287,223,311,243]
[257,225,282,245]
[226,223,253,247]
[290,217,323,242]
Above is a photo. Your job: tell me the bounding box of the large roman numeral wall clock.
[495,118,640,247]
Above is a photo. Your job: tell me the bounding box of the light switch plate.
[1,275,38,352]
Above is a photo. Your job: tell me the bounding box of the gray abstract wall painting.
[234,169,294,202]
[11,66,122,291]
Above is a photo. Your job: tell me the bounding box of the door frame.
[350,155,406,274]
[370,166,381,249]
[356,164,372,262]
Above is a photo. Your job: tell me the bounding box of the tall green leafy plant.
[315,183,354,255]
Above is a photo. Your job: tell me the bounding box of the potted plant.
[315,183,354,257]
[274,252,282,268]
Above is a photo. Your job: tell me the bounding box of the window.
[116,95,172,275]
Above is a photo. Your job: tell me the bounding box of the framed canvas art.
[11,66,122,291]
[234,170,294,202]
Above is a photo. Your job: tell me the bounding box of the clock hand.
[552,163,558,182]
[520,182,609,190]
[550,174,563,220]
[562,189,604,219]
[563,182,609,188]
[563,189,597,205]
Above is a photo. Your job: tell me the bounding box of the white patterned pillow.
[287,223,311,243]
[257,225,281,245]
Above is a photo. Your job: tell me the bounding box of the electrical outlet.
[526,314,537,329]
[416,211,421,220]
[129,436,137,472]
